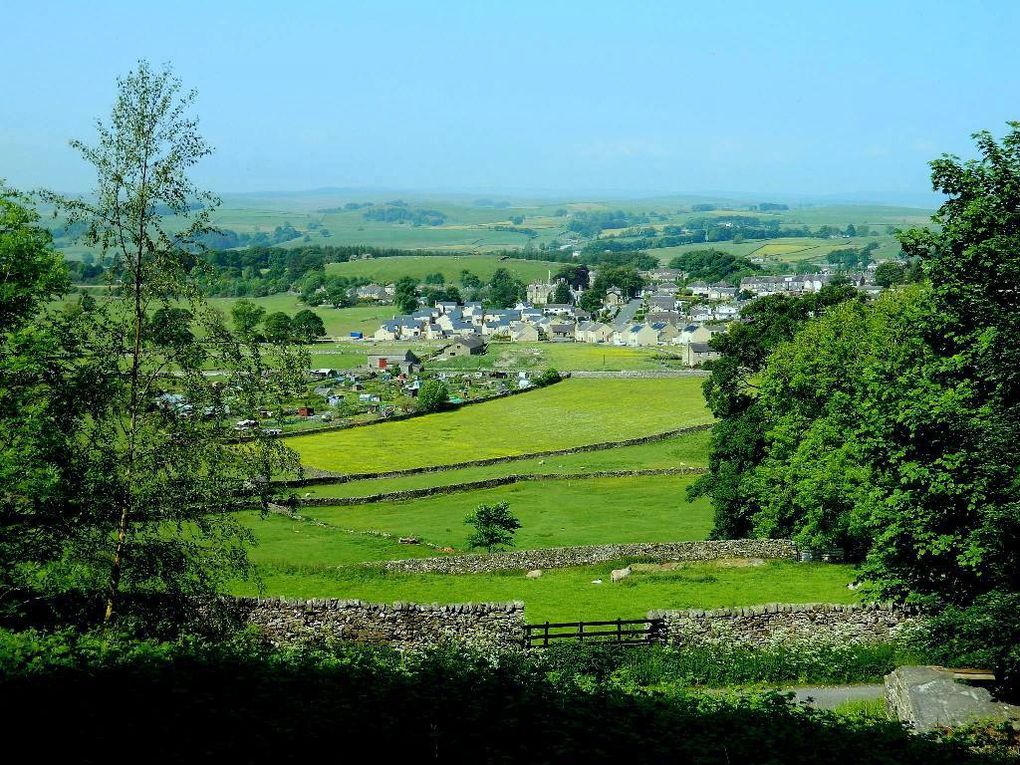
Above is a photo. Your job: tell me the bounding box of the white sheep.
[610,566,632,583]
[591,579,603,585]
[525,569,542,579]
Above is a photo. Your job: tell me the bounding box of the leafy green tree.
[38,62,305,620]
[416,379,449,413]
[0,188,72,604]
[291,310,326,343]
[465,501,521,552]
[394,276,419,314]
[873,261,906,287]
[487,267,525,308]
[459,270,482,289]
[231,299,265,340]
[668,250,761,284]
[577,289,604,313]
[551,281,572,304]
[263,311,293,343]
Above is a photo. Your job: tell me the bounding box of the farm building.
[366,350,422,374]
[441,336,487,358]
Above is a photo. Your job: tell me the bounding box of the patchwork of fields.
[325,254,561,284]
[237,374,857,622]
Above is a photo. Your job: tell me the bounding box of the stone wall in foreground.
[222,598,525,650]
[648,602,920,647]
[381,538,798,575]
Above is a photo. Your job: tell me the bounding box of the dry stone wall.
[296,467,707,506]
[381,539,798,575]
[280,423,714,486]
[648,603,921,647]
[222,597,525,650]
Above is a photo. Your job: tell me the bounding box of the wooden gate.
[524,618,662,648]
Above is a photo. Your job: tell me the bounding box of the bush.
[0,629,1002,764]
[532,368,562,387]
[416,379,449,413]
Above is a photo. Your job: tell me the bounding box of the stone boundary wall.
[295,467,708,506]
[218,597,525,650]
[380,538,798,575]
[648,603,921,647]
[279,422,715,486]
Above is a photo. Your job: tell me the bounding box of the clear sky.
[2,0,1018,201]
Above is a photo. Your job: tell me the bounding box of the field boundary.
[279,422,714,485]
[290,467,708,506]
[377,538,798,575]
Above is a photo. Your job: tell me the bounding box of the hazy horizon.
[4,1,1018,204]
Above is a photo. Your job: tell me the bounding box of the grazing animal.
[610,566,632,583]
[525,569,542,579]
[591,579,603,585]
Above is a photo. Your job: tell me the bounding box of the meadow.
[300,474,712,550]
[234,556,857,623]
[298,428,712,498]
[285,377,712,473]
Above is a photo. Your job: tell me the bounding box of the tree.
[394,276,419,314]
[291,310,326,343]
[873,261,906,287]
[487,268,525,308]
[459,270,482,289]
[551,281,572,304]
[465,501,521,552]
[0,188,71,604]
[416,379,449,413]
[263,311,293,343]
[38,62,305,621]
[231,299,265,340]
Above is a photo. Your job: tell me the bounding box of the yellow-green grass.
[205,296,399,337]
[324,254,561,284]
[233,558,857,623]
[432,342,681,371]
[298,429,712,499]
[286,377,711,473]
[301,474,711,551]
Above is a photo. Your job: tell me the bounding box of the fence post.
[544,621,549,648]
[578,622,583,642]
[617,618,622,643]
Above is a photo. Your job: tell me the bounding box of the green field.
[301,474,711,550]
[286,377,712,473]
[325,254,561,284]
[205,296,399,337]
[299,428,711,499]
[234,556,857,623]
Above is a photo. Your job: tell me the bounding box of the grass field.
[286,377,712,473]
[233,557,857,623]
[301,474,711,550]
[324,254,561,284]
[205,296,399,337]
[299,428,712,498]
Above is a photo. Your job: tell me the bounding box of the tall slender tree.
[41,62,306,620]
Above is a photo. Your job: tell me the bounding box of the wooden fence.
[524,618,662,648]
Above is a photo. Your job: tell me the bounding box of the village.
[359,265,884,368]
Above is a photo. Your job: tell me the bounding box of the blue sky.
[2,0,1018,201]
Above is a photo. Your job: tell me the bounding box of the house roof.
[452,335,486,349]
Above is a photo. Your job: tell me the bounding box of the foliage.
[486,267,526,308]
[668,249,761,284]
[0,629,1001,764]
[290,310,326,343]
[26,62,306,621]
[551,280,572,304]
[394,276,419,314]
[230,299,265,340]
[873,261,906,287]
[532,368,562,387]
[464,501,521,552]
[263,311,293,343]
[416,379,449,413]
